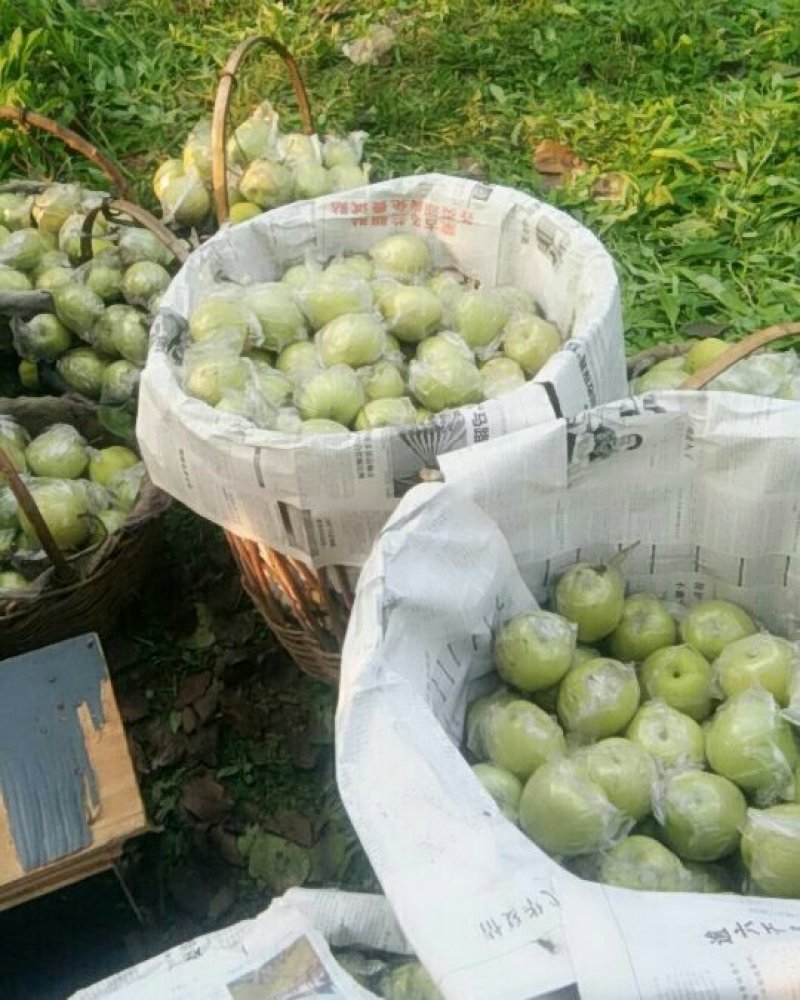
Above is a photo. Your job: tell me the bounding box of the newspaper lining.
[72,890,410,1000]
[336,390,800,999]
[137,173,625,568]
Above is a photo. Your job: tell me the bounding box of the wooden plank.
[0,638,148,910]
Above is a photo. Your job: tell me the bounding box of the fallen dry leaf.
[591,172,630,203]
[181,771,232,824]
[174,670,212,709]
[533,139,585,176]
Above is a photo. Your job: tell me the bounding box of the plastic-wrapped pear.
[503,314,561,376]
[160,174,211,227]
[297,274,373,330]
[454,289,508,349]
[101,360,141,406]
[294,364,365,425]
[354,396,417,430]
[380,285,443,343]
[52,283,105,337]
[56,347,108,398]
[240,159,294,209]
[317,313,385,368]
[480,356,525,398]
[407,355,483,412]
[242,282,307,352]
[31,183,82,234]
[26,424,89,479]
[370,233,432,281]
[0,266,32,292]
[359,359,405,400]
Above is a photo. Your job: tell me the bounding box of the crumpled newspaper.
[342,24,396,65]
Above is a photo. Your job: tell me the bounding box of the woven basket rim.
[0,396,170,613]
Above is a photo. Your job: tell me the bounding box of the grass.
[0,0,797,349]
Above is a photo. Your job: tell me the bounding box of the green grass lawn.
[1,0,797,350]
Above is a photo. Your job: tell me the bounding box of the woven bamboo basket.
[0,396,170,658]
[0,108,177,658]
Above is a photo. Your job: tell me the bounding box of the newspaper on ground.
[137,173,625,568]
[71,889,414,1000]
[336,390,800,999]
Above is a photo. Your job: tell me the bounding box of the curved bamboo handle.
[0,106,132,199]
[683,323,800,390]
[0,290,54,316]
[211,36,315,225]
[80,198,190,265]
[0,447,73,581]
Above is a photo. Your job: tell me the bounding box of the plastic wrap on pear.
[17,479,91,550]
[407,354,483,412]
[161,174,211,228]
[322,131,367,169]
[379,285,444,344]
[454,289,508,350]
[52,282,105,337]
[118,226,174,268]
[294,364,365,425]
[56,347,108,399]
[369,233,432,281]
[0,191,33,230]
[182,118,213,181]
[31,183,82,235]
[598,835,690,892]
[359,359,405,400]
[297,273,373,330]
[572,737,656,822]
[12,313,72,362]
[226,102,280,167]
[484,699,566,780]
[705,687,798,804]
[242,282,308,352]
[494,609,577,692]
[276,340,321,380]
[557,657,641,740]
[188,292,262,351]
[317,312,386,368]
[0,228,54,273]
[183,333,250,406]
[120,261,170,308]
[518,756,628,857]
[502,314,561,376]
[101,360,141,407]
[240,159,294,209]
[249,363,293,408]
[354,396,417,431]
[480,356,525,398]
[153,159,185,200]
[464,686,515,759]
[26,424,89,479]
[654,769,747,862]
[108,462,145,512]
[741,804,800,898]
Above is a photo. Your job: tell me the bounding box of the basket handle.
[0,290,54,316]
[80,198,190,266]
[0,106,132,200]
[211,35,315,226]
[683,322,800,390]
[0,446,74,582]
